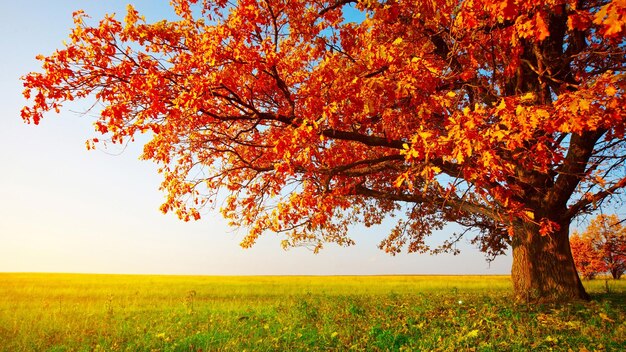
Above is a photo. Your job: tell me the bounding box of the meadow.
[0,273,624,351]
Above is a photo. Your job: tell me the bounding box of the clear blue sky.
[0,0,514,275]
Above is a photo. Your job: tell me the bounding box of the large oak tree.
[22,0,625,301]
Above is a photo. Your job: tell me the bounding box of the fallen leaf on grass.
[599,313,614,323]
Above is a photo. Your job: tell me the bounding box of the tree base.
[511,221,589,302]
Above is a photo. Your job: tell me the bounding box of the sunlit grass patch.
[0,273,624,351]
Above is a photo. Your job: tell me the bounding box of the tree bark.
[511,219,589,302]
[610,269,622,280]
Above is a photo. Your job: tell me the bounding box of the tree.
[570,231,606,279]
[21,0,626,301]
[574,214,626,279]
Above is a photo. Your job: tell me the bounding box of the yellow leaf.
[394,174,406,188]
[524,211,535,220]
[568,101,578,114]
[521,92,535,101]
[605,85,617,96]
[534,13,550,41]
[599,312,614,322]
[544,335,558,343]
[528,113,539,128]
[595,2,624,36]
[465,329,479,339]
[418,130,432,139]
[392,37,403,45]
[595,175,606,187]
[496,99,506,111]
[455,150,465,163]
[492,130,506,141]
[535,109,550,119]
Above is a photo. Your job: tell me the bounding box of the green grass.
[0,273,624,351]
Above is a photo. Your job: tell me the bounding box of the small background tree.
[571,214,626,280]
[570,231,606,279]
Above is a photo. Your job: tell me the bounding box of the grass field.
[0,274,624,351]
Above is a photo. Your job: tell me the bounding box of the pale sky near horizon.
[0,0,520,276]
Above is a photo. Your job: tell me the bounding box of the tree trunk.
[511,219,589,302]
[611,269,622,280]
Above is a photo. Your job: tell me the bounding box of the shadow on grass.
[591,291,626,309]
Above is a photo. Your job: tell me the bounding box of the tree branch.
[354,184,498,220]
[321,128,405,149]
[548,130,606,210]
[318,0,357,17]
[564,177,626,221]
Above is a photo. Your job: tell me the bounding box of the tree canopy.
[22,0,626,300]
[570,231,608,280]
[572,214,626,279]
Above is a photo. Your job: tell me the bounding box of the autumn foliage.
[570,232,607,279]
[571,214,626,280]
[21,0,626,300]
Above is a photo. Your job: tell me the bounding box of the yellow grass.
[0,273,623,351]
